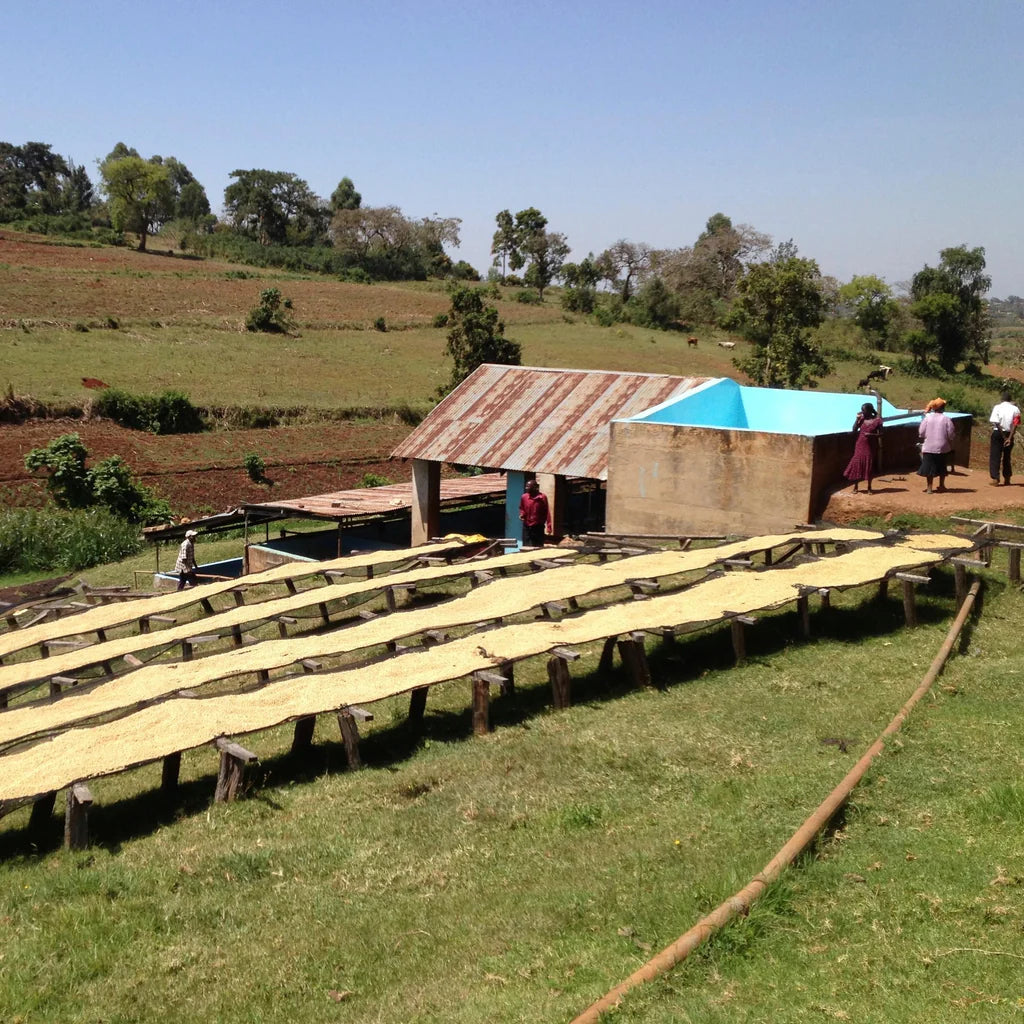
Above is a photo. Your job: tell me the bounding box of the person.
[843,402,882,493]
[989,389,1021,486]
[518,478,550,547]
[917,398,955,494]
[175,529,198,590]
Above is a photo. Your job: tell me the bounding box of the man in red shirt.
[518,478,549,547]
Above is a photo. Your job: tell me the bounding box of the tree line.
[0,139,995,389]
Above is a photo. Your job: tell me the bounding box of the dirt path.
[823,464,1024,524]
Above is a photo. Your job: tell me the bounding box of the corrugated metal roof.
[243,473,507,521]
[391,365,712,480]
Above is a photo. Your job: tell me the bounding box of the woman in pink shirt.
[917,397,955,494]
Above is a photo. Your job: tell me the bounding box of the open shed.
[606,378,973,535]
[390,365,712,544]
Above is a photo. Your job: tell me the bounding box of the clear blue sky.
[7,0,1023,295]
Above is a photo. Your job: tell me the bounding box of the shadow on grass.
[0,573,985,858]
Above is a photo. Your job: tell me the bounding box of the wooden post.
[617,633,651,688]
[818,588,831,612]
[598,635,618,675]
[291,716,316,753]
[901,578,918,627]
[64,784,93,850]
[796,593,811,638]
[161,752,182,794]
[471,675,490,736]
[408,686,429,723]
[336,709,363,768]
[730,619,745,664]
[214,738,258,802]
[955,562,968,606]
[29,791,57,835]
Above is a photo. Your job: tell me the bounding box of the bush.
[374,316,387,332]
[245,287,295,333]
[432,312,449,329]
[515,289,542,305]
[93,387,204,434]
[358,472,393,488]
[0,506,144,574]
[243,451,267,482]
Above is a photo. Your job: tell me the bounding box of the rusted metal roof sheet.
[244,473,507,521]
[391,365,712,480]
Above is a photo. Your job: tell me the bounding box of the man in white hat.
[175,530,199,590]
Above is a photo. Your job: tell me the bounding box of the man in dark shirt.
[518,479,549,547]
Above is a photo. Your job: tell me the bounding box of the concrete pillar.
[411,459,441,547]
[505,471,526,550]
[536,473,567,540]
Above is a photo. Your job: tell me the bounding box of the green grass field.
[0,557,1021,1022]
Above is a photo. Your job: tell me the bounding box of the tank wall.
[606,421,815,535]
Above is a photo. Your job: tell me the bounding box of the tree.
[839,274,899,347]
[224,169,325,245]
[0,141,91,217]
[522,230,569,299]
[561,254,600,313]
[24,434,170,523]
[491,209,517,282]
[329,176,361,212]
[595,240,652,301]
[98,154,173,251]
[441,286,521,395]
[909,245,991,370]
[628,276,680,329]
[727,243,831,388]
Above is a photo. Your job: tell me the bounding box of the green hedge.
[0,507,143,574]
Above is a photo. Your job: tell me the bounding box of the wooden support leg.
[291,716,316,754]
[232,590,246,607]
[181,639,193,662]
[955,563,967,606]
[598,635,618,675]
[318,602,330,626]
[901,579,918,627]
[408,686,428,724]
[1010,548,1021,584]
[471,675,490,736]
[384,587,397,612]
[64,784,93,850]
[230,624,243,648]
[877,579,889,601]
[730,619,746,664]
[29,791,56,835]
[797,594,811,638]
[819,588,831,612]
[547,656,572,709]
[500,661,515,696]
[161,752,182,794]
[284,579,297,595]
[617,634,652,688]
[200,598,214,615]
[214,738,257,802]
[336,709,362,768]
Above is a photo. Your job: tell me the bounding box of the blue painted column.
[505,471,526,550]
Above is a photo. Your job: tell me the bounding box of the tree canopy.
[98,154,173,252]
[910,245,991,370]
[728,243,832,388]
[441,286,520,395]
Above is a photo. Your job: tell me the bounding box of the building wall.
[606,421,816,535]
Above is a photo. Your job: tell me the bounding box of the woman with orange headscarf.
[917,398,955,493]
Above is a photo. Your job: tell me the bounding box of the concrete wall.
[606,421,816,536]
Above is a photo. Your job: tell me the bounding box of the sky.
[5,0,1023,295]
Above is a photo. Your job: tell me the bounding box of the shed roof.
[391,365,712,480]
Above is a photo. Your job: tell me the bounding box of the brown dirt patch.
[0,418,415,518]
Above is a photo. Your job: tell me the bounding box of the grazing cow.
[718,340,736,350]
[857,365,892,388]
[687,337,698,348]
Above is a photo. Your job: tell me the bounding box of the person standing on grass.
[843,402,883,493]
[989,389,1021,486]
[518,478,550,547]
[917,398,955,494]
[175,529,198,590]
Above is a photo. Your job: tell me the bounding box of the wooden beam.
[617,633,651,688]
[336,709,362,768]
[471,674,490,735]
[547,655,572,709]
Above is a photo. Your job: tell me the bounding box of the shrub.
[515,289,542,305]
[0,507,144,574]
[245,287,295,333]
[373,316,387,332]
[432,312,449,329]
[243,451,267,482]
[358,472,393,488]
[93,387,204,434]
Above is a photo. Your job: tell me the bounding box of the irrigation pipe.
[571,579,982,1024]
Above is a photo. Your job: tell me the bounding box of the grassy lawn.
[1,557,1021,1022]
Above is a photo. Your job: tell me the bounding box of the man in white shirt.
[989,390,1021,486]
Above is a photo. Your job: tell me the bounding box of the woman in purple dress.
[843,402,882,493]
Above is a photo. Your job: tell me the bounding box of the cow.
[857,365,892,388]
[718,341,736,350]
[687,337,698,348]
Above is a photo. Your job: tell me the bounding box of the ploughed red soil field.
[0,418,414,518]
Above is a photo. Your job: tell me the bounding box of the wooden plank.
[64,783,93,850]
